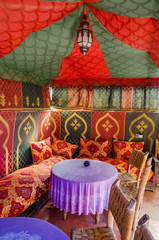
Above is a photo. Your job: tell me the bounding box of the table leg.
[63,210,67,221]
[95,211,100,224]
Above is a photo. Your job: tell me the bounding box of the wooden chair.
[134,214,155,240]
[120,160,152,231]
[118,148,149,188]
[154,139,159,188]
[71,180,136,240]
[155,139,159,159]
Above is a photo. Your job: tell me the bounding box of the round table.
[0,217,70,240]
[49,159,118,222]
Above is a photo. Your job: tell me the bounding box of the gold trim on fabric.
[0,108,51,111]
[17,114,36,169]
[95,113,120,141]
[0,115,9,175]
[64,112,87,141]
[129,113,155,152]
[40,112,56,140]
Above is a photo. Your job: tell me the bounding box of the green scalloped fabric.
[0,6,83,86]
[87,7,159,78]
[89,0,159,19]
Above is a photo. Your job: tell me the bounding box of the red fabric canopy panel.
[0,0,82,57]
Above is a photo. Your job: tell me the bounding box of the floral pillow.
[51,138,78,159]
[78,138,108,159]
[30,137,52,164]
[113,140,144,160]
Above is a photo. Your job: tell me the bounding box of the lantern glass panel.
[77,14,93,55]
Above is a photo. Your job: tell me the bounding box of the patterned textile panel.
[0,78,22,109]
[132,87,159,110]
[51,88,68,109]
[125,112,159,154]
[60,110,91,146]
[121,87,133,110]
[13,112,40,172]
[93,87,121,110]
[0,112,16,178]
[37,111,61,141]
[41,87,51,109]
[0,156,65,217]
[91,111,125,157]
[22,82,44,109]
[67,87,93,109]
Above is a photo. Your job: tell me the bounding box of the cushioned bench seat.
[76,156,154,182]
[0,155,65,218]
[76,138,154,183]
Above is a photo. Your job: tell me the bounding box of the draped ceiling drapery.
[0,0,159,87]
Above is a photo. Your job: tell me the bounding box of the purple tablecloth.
[49,159,118,215]
[0,217,70,240]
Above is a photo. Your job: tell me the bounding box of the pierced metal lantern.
[77,14,93,56]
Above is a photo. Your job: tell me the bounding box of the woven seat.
[120,161,152,231]
[71,180,136,240]
[118,149,149,188]
[134,214,155,240]
[71,226,115,240]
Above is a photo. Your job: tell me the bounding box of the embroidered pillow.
[51,138,78,159]
[79,138,108,159]
[113,140,144,160]
[30,137,52,164]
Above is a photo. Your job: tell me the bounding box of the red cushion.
[113,140,144,160]
[79,138,108,159]
[29,137,52,164]
[51,138,78,159]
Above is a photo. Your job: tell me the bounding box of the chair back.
[132,163,152,230]
[134,214,155,240]
[138,159,152,192]
[155,139,159,158]
[127,149,149,187]
[108,180,136,240]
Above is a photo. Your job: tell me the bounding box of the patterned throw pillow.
[51,138,78,159]
[79,138,108,159]
[113,140,144,160]
[30,137,52,164]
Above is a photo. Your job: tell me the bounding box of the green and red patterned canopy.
[0,0,159,87]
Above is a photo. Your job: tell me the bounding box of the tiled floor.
[32,186,159,239]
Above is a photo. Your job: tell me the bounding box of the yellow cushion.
[113,140,144,160]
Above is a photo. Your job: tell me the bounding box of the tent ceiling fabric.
[0,0,159,87]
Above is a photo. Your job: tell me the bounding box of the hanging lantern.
[77,14,93,56]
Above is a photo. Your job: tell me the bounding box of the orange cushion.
[113,140,144,160]
[79,138,108,159]
[51,138,78,159]
[29,137,52,164]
